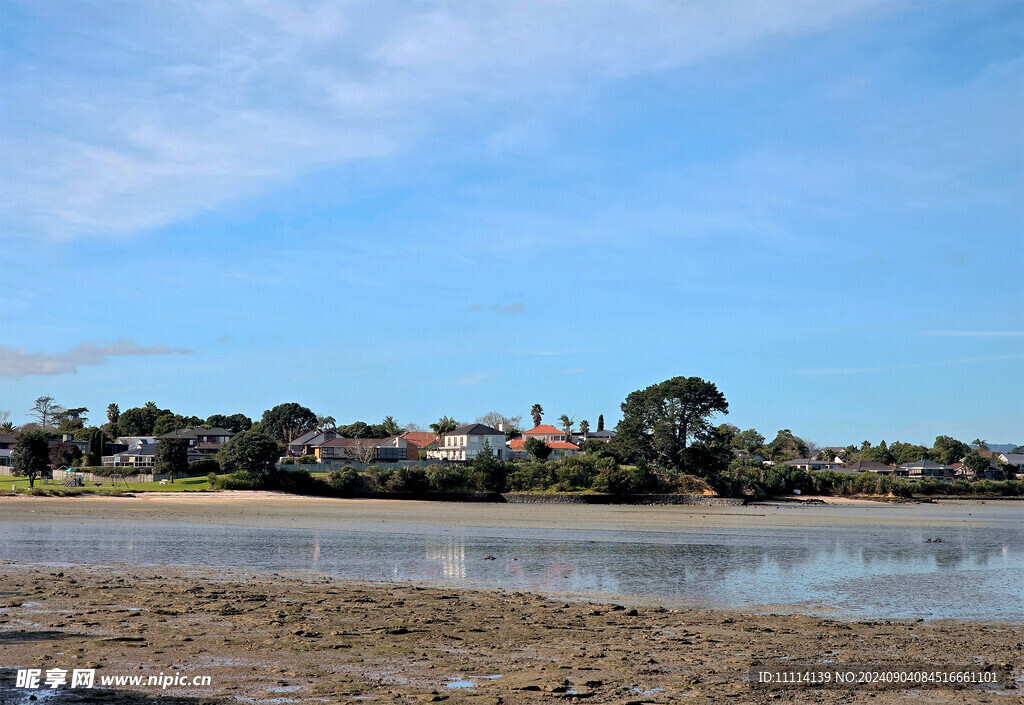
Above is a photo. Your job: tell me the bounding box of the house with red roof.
[507,424,580,459]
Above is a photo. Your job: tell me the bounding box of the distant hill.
[981,443,1020,453]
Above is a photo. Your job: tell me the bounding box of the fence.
[277,459,446,473]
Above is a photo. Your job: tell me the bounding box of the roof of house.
[586,430,615,438]
[999,453,1024,465]
[448,423,503,436]
[784,458,839,465]
[0,433,16,445]
[288,430,322,446]
[898,458,952,470]
[107,445,157,457]
[158,428,234,440]
[316,437,380,448]
[843,461,894,472]
[508,439,579,451]
[401,432,439,448]
[523,424,564,436]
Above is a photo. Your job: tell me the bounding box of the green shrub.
[425,464,469,492]
[214,472,263,490]
[326,467,363,495]
[188,458,220,476]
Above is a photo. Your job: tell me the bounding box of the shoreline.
[3,492,1018,533]
[1,564,1020,704]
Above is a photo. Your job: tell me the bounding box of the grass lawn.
[1,474,219,494]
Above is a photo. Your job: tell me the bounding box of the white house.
[429,424,507,461]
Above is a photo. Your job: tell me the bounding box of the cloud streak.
[0,339,192,378]
[789,354,1024,376]
[0,0,883,241]
[470,303,525,314]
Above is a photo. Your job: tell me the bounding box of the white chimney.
[497,422,504,432]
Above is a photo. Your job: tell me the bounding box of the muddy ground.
[0,565,1020,704]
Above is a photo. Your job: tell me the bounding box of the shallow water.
[2,502,1021,620]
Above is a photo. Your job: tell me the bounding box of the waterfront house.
[287,430,337,457]
[896,458,955,481]
[0,433,14,467]
[47,434,90,456]
[158,428,234,454]
[314,436,414,462]
[842,461,896,474]
[507,438,580,459]
[997,453,1024,477]
[783,458,844,472]
[429,424,507,461]
[399,431,440,455]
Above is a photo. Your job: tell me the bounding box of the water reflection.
[425,538,466,579]
[1,514,1020,621]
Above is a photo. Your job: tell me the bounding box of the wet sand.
[2,495,1021,703]
[1,564,1021,704]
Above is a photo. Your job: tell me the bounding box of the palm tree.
[530,404,544,427]
[0,421,15,434]
[578,419,590,436]
[381,415,404,437]
[316,415,336,432]
[430,416,459,437]
[558,414,575,439]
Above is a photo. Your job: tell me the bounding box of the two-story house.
[158,428,234,454]
[429,424,507,461]
[508,423,580,459]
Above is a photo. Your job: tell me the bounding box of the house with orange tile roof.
[507,424,580,459]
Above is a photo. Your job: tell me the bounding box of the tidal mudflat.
[1,494,1021,703]
[1,494,1021,621]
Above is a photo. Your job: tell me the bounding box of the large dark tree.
[115,402,171,437]
[733,428,766,455]
[49,442,82,470]
[613,376,728,469]
[218,431,281,478]
[597,414,604,432]
[765,429,809,462]
[155,438,189,482]
[13,430,50,488]
[259,403,317,443]
[206,413,253,434]
[55,407,89,434]
[932,436,970,465]
[963,450,990,477]
[86,429,105,467]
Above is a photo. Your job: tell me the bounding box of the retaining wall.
[500,493,746,506]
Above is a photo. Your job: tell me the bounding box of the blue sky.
[1,0,1022,446]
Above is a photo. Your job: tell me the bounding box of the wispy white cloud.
[0,339,191,378]
[789,354,1024,376]
[0,0,884,241]
[923,331,1024,338]
[470,303,525,314]
[453,372,490,387]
